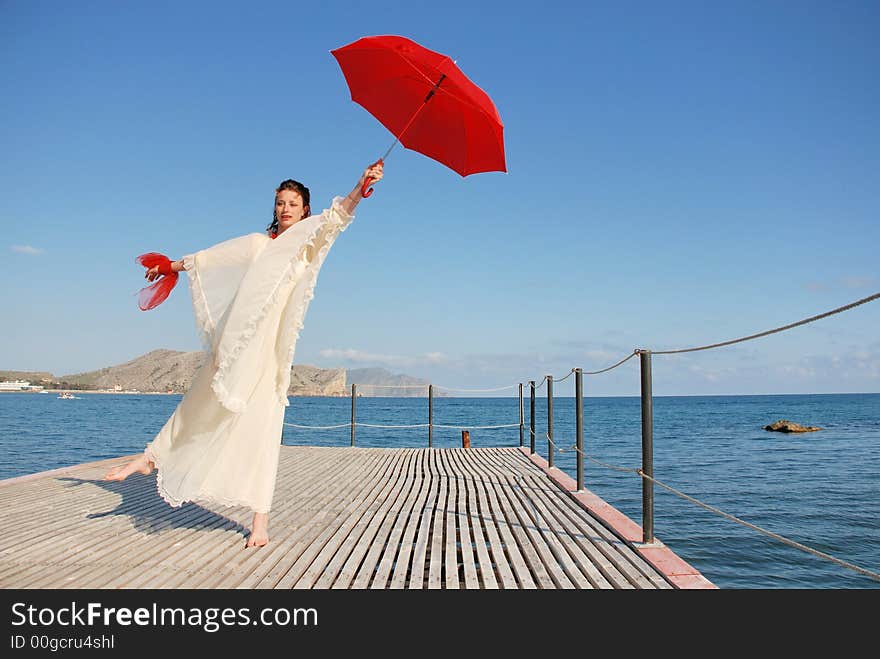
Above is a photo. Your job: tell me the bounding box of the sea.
[1,391,878,589]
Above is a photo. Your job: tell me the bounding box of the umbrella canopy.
[331,35,506,191]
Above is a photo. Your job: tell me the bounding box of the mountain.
[288,363,346,397]
[346,367,441,397]
[0,369,54,383]
[59,349,206,393]
[2,350,433,397]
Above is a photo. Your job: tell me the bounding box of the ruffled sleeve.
[183,232,269,353]
[302,197,354,264]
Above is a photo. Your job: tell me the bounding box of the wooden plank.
[72,453,322,590]
[69,448,326,589]
[458,449,541,589]
[468,466,517,588]
[330,449,419,589]
[222,447,378,589]
[445,449,499,589]
[521,474,672,589]
[353,451,430,589]
[459,448,535,589]
[441,449,460,589]
[502,472,600,589]
[390,448,435,589]
[496,450,665,589]
[242,449,392,589]
[0,454,129,490]
[426,449,447,589]
[273,449,403,589]
[10,475,211,588]
[395,447,438,589]
[485,452,578,587]
[128,447,333,589]
[0,471,162,560]
[454,454,481,589]
[0,446,688,589]
[299,449,411,588]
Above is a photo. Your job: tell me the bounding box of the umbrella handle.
[360,177,376,198]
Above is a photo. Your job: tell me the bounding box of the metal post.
[575,368,584,491]
[529,381,536,454]
[639,350,654,544]
[547,375,554,468]
[351,383,356,447]
[518,383,524,447]
[428,384,434,448]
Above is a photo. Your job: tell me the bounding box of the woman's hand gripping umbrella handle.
[360,159,384,198]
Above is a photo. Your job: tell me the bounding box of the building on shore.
[0,380,43,392]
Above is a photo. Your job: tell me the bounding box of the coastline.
[0,389,180,396]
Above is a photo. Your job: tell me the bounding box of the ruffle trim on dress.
[275,200,352,407]
[186,255,217,355]
[144,444,271,513]
[208,199,353,414]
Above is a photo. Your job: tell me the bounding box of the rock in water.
[764,419,822,433]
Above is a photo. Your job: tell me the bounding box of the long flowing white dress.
[143,197,354,514]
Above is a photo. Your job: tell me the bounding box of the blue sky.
[2,0,878,396]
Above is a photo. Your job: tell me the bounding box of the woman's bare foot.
[104,453,154,481]
[245,512,269,548]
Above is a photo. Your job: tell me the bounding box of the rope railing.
[549,368,576,383]
[285,421,521,431]
[637,469,880,583]
[434,422,521,430]
[284,422,352,430]
[349,382,521,393]
[532,434,880,582]
[350,383,428,389]
[283,291,879,585]
[434,383,521,393]
[582,350,639,375]
[516,292,880,583]
[650,291,880,355]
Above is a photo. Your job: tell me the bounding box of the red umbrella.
[331,35,506,196]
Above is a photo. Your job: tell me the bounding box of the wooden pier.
[0,446,714,589]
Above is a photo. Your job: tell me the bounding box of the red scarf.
[136,253,179,311]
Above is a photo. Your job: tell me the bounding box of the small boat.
[58,392,76,399]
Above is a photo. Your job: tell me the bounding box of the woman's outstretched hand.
[358,159,385,198]
[136,252,182,311]
[343,160,385,213]
[145,260,183,282]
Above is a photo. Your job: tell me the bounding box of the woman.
[105,160,384,548]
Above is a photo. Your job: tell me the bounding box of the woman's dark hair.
[267,179,311,236]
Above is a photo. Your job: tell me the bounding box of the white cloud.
[319,348,451,368]
[11,245,44,255]
[840,276,879,289]
[423,352,449,364]
[320,348,398,364]
[804,276,879,293]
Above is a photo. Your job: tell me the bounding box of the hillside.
[0,370,55,384]
[347,367,440,397]
[3,351,434,397]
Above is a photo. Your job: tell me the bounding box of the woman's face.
[275,190,309,234]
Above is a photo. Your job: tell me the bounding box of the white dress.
[144,197,354,513]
